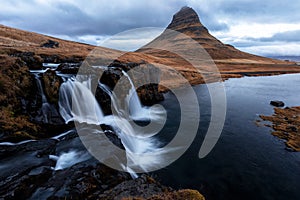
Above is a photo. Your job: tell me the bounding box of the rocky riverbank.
[0,129,204,199]
[259,106,300,151]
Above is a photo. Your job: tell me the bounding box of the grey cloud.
[192,0,300,23]
[0,0,185,36]
[0,0,233,37]
[260,30,300,42]
[230,29,300,48]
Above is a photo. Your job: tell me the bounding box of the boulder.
[270,100,285,107]
[42,70,63,104]
[41,40,59,48]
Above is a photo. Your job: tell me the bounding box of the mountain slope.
[138,6,281,62]
[136,6,300,86]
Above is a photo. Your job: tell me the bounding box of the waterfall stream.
[27,66,169,174]
[32,72,53,123]
[57,69,167,174]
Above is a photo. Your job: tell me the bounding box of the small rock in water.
[270,100,285,107]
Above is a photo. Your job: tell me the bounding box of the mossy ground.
[260,106,300,151]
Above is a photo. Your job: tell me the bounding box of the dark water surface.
[155,74,300,200]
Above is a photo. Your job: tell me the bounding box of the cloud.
[239,43,300,56]
[1,0,300,55]
[260,30,300,42]
[187,0,300,24]
[0,0,184,36]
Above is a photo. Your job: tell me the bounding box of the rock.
[259,106,300,152]
[99,174,169,199]
[167,6,209,34]
[0,139,57,159]
[56,63,81,74]
[41,54,84,64]
[28,162,131,199]
[134,64,164,105]
[41,40,59,48]
[99,63,164,107]
[270,100,285,107]
[10,51,43,69]
[41,54,60,63]
[146,189,205,200]
[0,55,42,141]
[42,70,63,104]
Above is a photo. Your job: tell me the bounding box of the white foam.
[53,150,90,170]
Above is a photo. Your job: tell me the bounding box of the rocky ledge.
[259,106,300,151]
[0,130,205,200]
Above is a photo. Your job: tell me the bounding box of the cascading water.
[121,70,150,120]
[98,82,123,118]
[32,72,51,123]
[58,70,167,174]
[59,77,104,125]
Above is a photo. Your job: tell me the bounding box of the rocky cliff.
[163,6,261,60]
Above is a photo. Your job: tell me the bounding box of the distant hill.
[271,56,300,62]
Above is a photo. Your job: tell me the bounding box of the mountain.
[138,6,281,62]
[139,6,258,60]
[136,6,300,86]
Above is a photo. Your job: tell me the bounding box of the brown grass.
[260,107,300,151]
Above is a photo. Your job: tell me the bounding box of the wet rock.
[131,64,164,105]
[29,162,131,199]
[0,139,57,159]
[42,70,63,104]
[41,40,59,48]
[0,166,53,200]
[99,63,164,108]
[270,100,285,107]
[56,63,81,74]
[138,83,164,106]
[95,85,112,115]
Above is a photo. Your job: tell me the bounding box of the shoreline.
[260,106,300,151]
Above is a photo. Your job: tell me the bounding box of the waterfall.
[98,82,124,118]
[32,73,51,123]
[58,71,167,174]
[59,77,104,124]
[34,73,47,103]
[121,70,150,120]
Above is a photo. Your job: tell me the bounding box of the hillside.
[136,6,300,87]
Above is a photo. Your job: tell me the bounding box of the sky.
[1,0,300,56]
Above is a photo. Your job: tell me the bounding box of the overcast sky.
[1,0,300,56]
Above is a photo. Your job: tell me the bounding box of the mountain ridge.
[138,6,272,61]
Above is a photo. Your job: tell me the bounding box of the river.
[155,73,300,200]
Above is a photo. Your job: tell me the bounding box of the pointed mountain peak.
[167,6,206,33]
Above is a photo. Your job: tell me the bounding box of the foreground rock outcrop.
[259,106,300,151]
[0,130,205,200]
[0,55,41,142]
